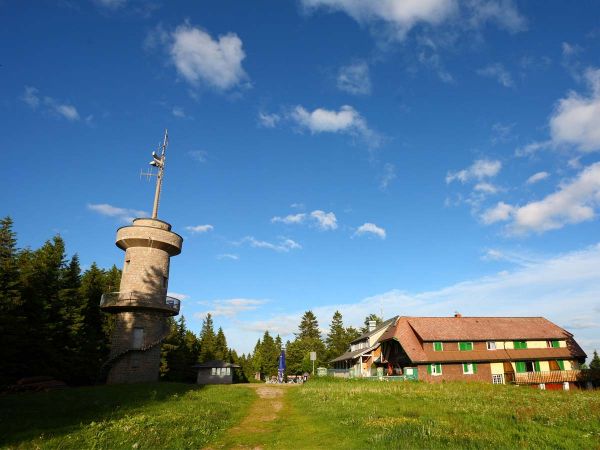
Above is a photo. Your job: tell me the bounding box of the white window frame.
[430,363,442,376]
[463,363,475,374]
[486,341,496,350]
[492,374,504,384]
[211,368,217,376]
[432,341,443,351]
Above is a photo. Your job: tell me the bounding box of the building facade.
[379,315,587,389]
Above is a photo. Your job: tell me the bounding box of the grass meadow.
[1,379,599,449]
[0,383,255,449]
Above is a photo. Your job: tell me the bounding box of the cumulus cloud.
[186,224,214,234]
[481,162,600,233]
[87,203,147,223]
[21,86,82,121]
[526,171,550,185]
[337,61,371,95]
[238,236,301,252]
[354,222,386,239]
[310,210,338,230]
[290,105,380,146]
[258,112,281,128]
[300,0,526,40]
[549,68,600,152]
[167,23,247,91]
[477,63,513,87]
[195,298,268,318]
[229,243,600,356]
[271,213,306,225]
[446,159,502,184]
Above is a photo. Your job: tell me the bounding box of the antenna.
[139,129,168,219]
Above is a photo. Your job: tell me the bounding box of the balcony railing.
[100,291,180,315]
[514,370,581,385]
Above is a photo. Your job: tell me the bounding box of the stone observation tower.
[100,130,183,383]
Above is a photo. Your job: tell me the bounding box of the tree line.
[0,216,383,386]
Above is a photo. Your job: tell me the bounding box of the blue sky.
[3,0,600,357]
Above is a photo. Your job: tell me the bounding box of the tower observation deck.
[100,130,184,384]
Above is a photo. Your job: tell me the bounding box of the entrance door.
[133,327,144,349]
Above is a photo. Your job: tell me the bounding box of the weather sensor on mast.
[140,129,169,219]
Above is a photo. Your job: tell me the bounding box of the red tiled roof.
[380,316,586,364]
[407,316,569,341]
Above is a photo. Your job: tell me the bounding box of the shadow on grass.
[0,382,202,447]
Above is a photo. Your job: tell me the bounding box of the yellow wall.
[490,362,504,374]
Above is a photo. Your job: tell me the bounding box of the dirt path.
[207,384,297,450]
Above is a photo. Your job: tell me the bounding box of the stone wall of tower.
[104,218,182,384]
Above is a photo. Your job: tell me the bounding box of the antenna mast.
[147,129,168,219]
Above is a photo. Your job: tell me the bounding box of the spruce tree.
[590,350,600,370]
[326,310,350,360]
[198,313,216,362]
[214,327,229,361]
[297,310,320,340]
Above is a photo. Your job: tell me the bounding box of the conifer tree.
[198,313,216,362]
[590,350,600,370]
[296,310,320,340]
[360,313,383,333]
[326,310,350,360]
[214,327,229,361]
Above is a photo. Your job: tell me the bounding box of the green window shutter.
[427,364,432,374]
[434,342,442,351]
[459,342,472,351]
[463,363,468,373]
[557,360,565,370]
[552,340,560,348]
[473,363,478,374]
[516,361,526,373]
[534,361,541,372]
[513,341,520,349]
[437,364,442,374]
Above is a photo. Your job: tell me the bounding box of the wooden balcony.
[514,370,581,385]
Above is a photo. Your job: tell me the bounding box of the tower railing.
[100,291,180,314]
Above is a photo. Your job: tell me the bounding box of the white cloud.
[337,61,371,95]
[526,171,550,185]
[169,23,247,90]
[515,140,552,157]
[172,106,186,118]
[167,292,189,300]
[94,0,126,9]
[290,105,380,146]
[310,210,338,230]
[230,243,600,357]
[477,63,513,87]
[474,182,499,194]
[188,150,207,163]
[446,159,502,184]
[217,253,240,261]
[379,163,397,190]
[481,162,600,233]
[271,213,306,225]
[480,201,514,224]
[300,0,457,40]
[258,112,281,128]
[300,0,525,40]
[22,86,82,122]
[354,222,386,239]
[186,224,214,234]
[238,236,302,252]
[195,298,268,318]
[87,203,147,223]
[561,42,582,58]
[549,68,600,152]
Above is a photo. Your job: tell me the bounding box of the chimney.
[368,320,377,332]
[454,312,462,318]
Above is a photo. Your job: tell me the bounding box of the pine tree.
[360,313,383,333]
[326,310,351,361]
[297,310,321,340]
[0,217,23,384]
[214,327,228,361]
[198,313,216,362]
[590,350,600,370]
[259,331,279,378]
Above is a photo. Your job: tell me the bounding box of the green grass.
[0,383,255,449]
[283,378,600,449]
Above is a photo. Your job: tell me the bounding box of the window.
[513,340,528,349]
[428,363,442,375]
[211,368,217,375]
[458,342,473,351]
[132,328,144,349]
[462,363,477,374]
[433,341,443,351]
[516,361,539,372]
[486,341,497,350]
[546,340,560,348]
[226,367,231,376]
[492,374,504,384]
